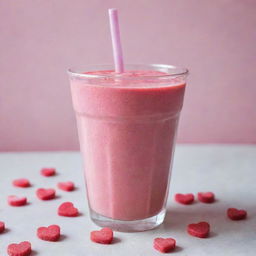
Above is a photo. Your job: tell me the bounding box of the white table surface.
[0,145,255,256]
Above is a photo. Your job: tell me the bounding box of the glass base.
[90,209,166,232]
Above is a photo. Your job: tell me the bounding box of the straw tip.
[109,8,117,14]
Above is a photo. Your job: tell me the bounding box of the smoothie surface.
[85,70,168,77]
[79,70,184,88]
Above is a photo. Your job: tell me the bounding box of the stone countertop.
[0,145,255,255]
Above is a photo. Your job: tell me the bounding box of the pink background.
[1,0,256,151]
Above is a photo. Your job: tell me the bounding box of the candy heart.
[198,192,215,203]
[187,221,210,238]
[41,168,56,177]
[58,202,79,217]
[36,188,56,200]
[227,208,247,220]
[7,241,31,256]
[154,237,176,253]
[175,193,194,205]
[37,225,60,241]
[58,181,75,192]
[90,227,113,244]
[8,195,27,206]
[0,221,5,233]
[12,178,31,188]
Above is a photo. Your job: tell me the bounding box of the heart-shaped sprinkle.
[37,225,60,241]
[227,208,247,220]
[175,193,194,205]
[0,221,5,233]
[7,241,31,256]
[187,221,210,238]
[90,227,113,244]
[153,237,176,253]
[36,188,56,200]
[41,168,56,177]
[198,192,215,203]
[12,179,31,188]
[8,195,27,206]
[58,181,75,192]
[58,202,79,217]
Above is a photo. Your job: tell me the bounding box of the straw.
[108,8,124,73]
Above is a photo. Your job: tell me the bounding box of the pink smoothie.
[70,70,186,221]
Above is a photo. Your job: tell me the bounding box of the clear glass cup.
[68,64,188,232]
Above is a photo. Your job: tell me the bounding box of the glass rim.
[67,64,189,80]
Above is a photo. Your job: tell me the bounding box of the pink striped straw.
[108,8,124,73]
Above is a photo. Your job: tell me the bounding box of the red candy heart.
[175,193,194,205]
[187,221,210,238]
[58,202,79,217]
[0,221,5,233]
[41,168,56,177]
[90,227,113,244]
[198,192,215,203]
[227,208,247,220]
[37,225,60,241]
[7,241,31,256]
[8,195,27,206]
[154,238,176,253]
[36,188,56,200]
[12,179,31,188]
[58,181,75,192]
